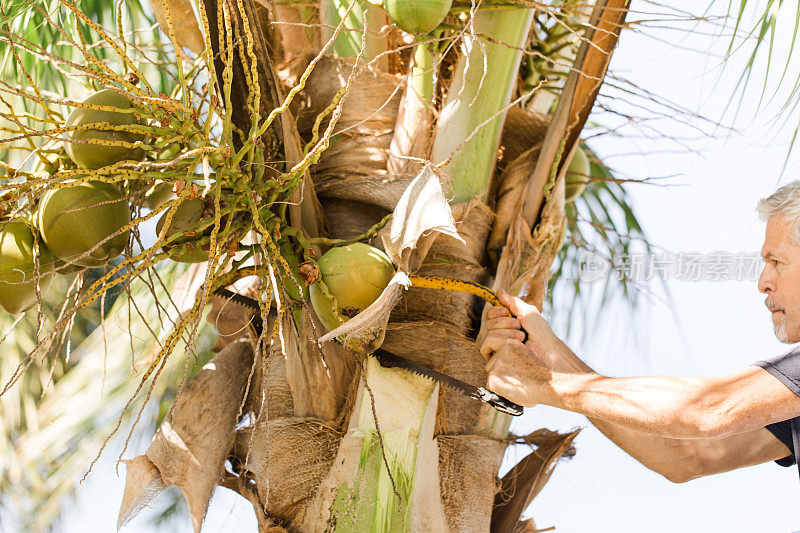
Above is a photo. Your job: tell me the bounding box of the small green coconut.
[65,89,146,170]
[384,0,451,35]
[143,181,174,210]
[309,243,395,331]
[564,144,591,203]
[155,198,209,263]
[0,220,55,314]
[38,181,131,267]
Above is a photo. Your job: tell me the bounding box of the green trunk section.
[327,357,438,532]
[320,0,387,66]
[410,41,434,103]
[476,406,513,440]
[430,8,534,203]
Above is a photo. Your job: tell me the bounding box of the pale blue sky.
[35,1,800,531]
[519,1,800,531]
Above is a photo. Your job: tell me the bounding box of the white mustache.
[766,299,785,312]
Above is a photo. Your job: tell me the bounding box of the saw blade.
[213,288,259,311]
[373,348,483,398]
[372,349,523,416]
[212,288,263,335]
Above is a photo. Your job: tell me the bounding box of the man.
[480,181,800,482]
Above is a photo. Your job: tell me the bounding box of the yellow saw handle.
[407,275,528,343]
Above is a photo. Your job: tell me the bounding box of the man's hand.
[481,289,544,358]
[481,289,573,373]
[484,339,552,407]
[480,305,527,361]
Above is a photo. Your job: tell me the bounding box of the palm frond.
[545,143,657,344]
[2,261,214,531]
[720,0,800,164]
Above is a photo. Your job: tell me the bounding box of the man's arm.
[488,342,800,438]
[480,291,794,481]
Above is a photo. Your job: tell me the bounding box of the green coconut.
[38,181,131,267]
[384,0,451,35]
[309,243,395,331]
[65,89,146,170]
[564,144,591,203]
[0,220,55,314]
[155,198,209,263]
[143,181,174,210]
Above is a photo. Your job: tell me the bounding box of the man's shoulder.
[755,345,800,398]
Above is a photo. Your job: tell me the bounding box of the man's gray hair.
[758,180,800,243]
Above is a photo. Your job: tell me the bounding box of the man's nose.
[758,265,775,294]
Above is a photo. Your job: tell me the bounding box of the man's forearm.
[528,334,593,374]
[532,340,706,479]
[527,335,710,437]
[544,371,717,438]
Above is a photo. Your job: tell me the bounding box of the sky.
[12,1,800,532]
[517,2,800,531]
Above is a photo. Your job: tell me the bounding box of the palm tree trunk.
[115,1,630,531]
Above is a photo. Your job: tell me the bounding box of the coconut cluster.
[0,180,134,315]
[4,87,400,328]
[2,87,199,314]
[0,89,147,314]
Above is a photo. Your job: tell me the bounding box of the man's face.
[759,214,800,344]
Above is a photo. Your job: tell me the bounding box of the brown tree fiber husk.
[495,179,565,307]
[381,322,488,436]
[206,290,259,351]
[118,455,167,528]
[204,295,295,419]
[387,75,434,175]
[496,108,549,174]
[233,417,342,523]
[492,429,579,532]
[316,173,416,213]
[288,55,400,137]
[438,435,506,532]
[321,198,391,241]
[242,339,295,421]
[284,55,404,208]
[118,340,257,531]
[144,339,255,532]
[390,201,493,334]
[272,6,312,61]
[283,309,354,421]
[488,108,550,263]
[263,347,295,419]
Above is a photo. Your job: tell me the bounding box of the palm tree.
[13,0,796,531]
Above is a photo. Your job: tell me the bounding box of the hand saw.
[372,348,523,416]
[211,288,524,416]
